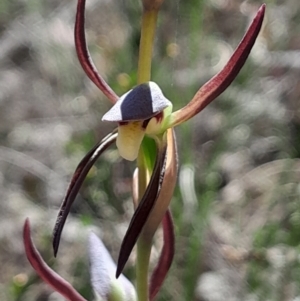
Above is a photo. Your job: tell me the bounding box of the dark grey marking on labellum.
[102,81,171,122]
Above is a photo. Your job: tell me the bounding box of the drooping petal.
[116,139,167,278]
[23,219,87,301]
[170,4,266,127]
[142,128,177,238]
[102,82,171,122]
[89,232,137,301]
[149,209,175,301]
[53,130,117,257]
[75,0,118,104]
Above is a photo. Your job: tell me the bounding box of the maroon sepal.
[75,0,118,103]
[172,4,266,126]
[149,209,175,301]
[53,130,117,256]
[23,219,87,301]
[116,143,167,278]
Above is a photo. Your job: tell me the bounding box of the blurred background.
[1,0,300,300]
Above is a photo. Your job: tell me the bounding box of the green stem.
[136,7,159,301]
[137,147,148,204]
[137,9,158,84]
[136,237,152,301]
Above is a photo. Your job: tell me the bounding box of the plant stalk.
[137,9,158,84]
[136,7,159,301]
[136,238,152,301]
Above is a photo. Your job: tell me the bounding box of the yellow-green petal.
[116,122,145,161]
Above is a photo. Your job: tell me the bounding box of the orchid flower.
[23,1,266,300]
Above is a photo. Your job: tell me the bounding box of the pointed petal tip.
[23,218,30,240]
[260,3,266,12]
[256,4,266,21]
[115,253,125,278]
[23,218,34,255]
[24,217,29,228]
[115,268,121,279]
[52,220,63,257]
[53,240,58,258]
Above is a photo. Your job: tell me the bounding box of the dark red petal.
[116,143,167,278]
[23,219,87,301]
[171,4,266,126]
[75,0,118,103]
[149,209,175,301]
[142,129,178,238]
[53,130,117,256]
